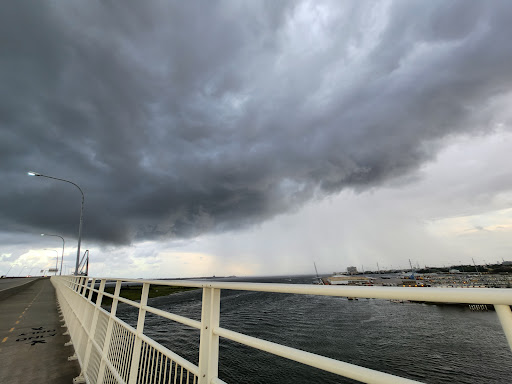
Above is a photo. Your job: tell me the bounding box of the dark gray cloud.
[1,0,512,246]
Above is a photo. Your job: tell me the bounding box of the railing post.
[81,279,100,378]
[128,282,150,384]
[198,287,221,384]
[97,280,122,383]
[495,305,512,352]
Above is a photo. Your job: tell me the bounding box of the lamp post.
[17,266,26,277]
[45,249,59,275]
[4,264,15,277]
[28,172,84,276]
[41,233,65,275]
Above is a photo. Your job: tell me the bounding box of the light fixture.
[28,171,84,276]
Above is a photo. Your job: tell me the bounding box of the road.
[0,278,80,383]
[0,277,39,292]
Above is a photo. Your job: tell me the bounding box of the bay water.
[115,275,512,383]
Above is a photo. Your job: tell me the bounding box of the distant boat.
[313,262,324,285]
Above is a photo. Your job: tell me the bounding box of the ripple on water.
[126,277,512,383]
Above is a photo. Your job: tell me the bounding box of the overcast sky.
[2,1,512,278]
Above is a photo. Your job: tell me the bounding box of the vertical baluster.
[158,350,164,383]
[97,280,122,382]
[119,327,126,380]
[81,279,102,379]
[170,360,175,384]
[112,323,120,374]
[145,345,152,384]
[140,343,147,384]
[163,356,168,384]
[148,346,155,384]
[151,346,156,384]
[128,282,150,384]
[122,328,131,381]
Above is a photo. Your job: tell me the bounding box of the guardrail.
[51,276,512,384]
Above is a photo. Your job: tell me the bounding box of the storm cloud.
[2,0,512,246]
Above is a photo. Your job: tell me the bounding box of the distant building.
[449,269,461,273]
[502,261,512,265]
[347,266,358,275]
[328,275,373,285]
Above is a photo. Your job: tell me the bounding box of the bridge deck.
[0,278,80,383]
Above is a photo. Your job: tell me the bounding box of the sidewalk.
[0,278,80,383]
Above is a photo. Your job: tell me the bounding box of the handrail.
[80,277,512,304]
[144,305,202,330]
[51,275,512,384]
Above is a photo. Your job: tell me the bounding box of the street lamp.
[44,249,59,275]
[4,264,15,277]
[41,233,65,275]
[28,171,84,276]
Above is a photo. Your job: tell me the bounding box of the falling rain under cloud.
[2,1,512,276]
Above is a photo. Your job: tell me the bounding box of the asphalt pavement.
[0,278,80,383]
[0,277,39,291]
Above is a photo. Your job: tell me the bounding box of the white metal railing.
[51,276,512,384]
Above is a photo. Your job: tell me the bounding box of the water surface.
[115,275,512,383]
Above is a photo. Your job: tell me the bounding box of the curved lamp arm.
[29,172,84,276]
